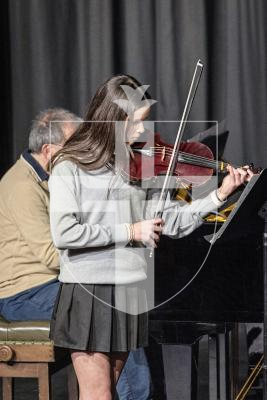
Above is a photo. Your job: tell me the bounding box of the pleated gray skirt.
[49,283,148,352]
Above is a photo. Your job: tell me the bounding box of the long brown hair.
[51,74,152,172]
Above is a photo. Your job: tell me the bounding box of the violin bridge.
[161,146,166,161]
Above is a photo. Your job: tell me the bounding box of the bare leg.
[71,351,112,400]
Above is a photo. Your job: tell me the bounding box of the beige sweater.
[0,153,59,298]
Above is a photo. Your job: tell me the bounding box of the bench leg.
[38,364,51,400]
[2,377,13,400]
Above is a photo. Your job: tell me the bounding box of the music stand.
[205,169,267,397]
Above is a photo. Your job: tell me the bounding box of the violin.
[129,132,261,186]
[138,60,259,257]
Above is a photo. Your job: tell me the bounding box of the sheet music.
[205,169,267,244]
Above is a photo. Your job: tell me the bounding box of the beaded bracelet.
[125,223,135,243]
[129,223,135,242]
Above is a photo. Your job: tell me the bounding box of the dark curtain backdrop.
[1,0,267,175]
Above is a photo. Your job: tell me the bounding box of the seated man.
[0,108,153,399]
[0,108,81,320]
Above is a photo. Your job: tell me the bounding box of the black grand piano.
[145,126,265,400]
[148,221,263,400]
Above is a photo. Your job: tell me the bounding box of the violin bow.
[150,60,204,257]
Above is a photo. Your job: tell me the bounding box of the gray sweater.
[49,160,223,284]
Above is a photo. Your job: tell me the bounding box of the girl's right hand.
[132,218,164,248]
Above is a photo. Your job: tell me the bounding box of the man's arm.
[7,181,59,270]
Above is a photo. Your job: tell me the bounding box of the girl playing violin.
[48,74,253,400]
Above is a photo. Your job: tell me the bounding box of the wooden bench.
[0,315,78,400]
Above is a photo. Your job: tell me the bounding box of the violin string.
[179,158,219,169]
[178,153,221,169]
[176,152,219,167]
[150,147,221,165]
[151,148,221,166]
[149,148,223,170]
[151,151,220,170]
[134,144,233,170]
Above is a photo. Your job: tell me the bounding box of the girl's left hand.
[216,165,254,201]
